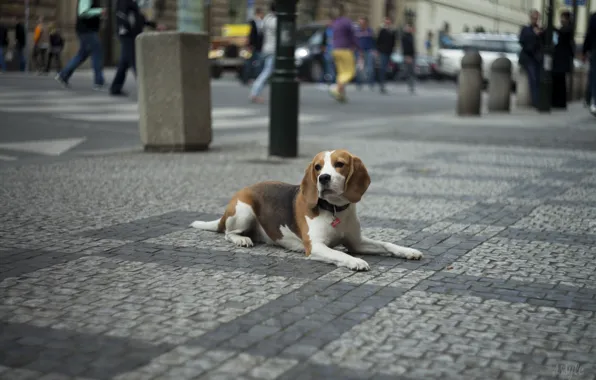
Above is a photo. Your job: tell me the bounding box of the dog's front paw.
[404,248,423,260]
[345,257,370,271]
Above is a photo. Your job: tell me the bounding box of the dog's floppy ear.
[300,161,319,209]
[343,155,371,203]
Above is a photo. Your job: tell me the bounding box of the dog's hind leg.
[223,200,256,247]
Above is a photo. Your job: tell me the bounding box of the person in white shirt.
[249,2,276,103]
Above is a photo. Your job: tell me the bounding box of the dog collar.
[317,198,350,214]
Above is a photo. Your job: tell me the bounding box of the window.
[228,0,246,23]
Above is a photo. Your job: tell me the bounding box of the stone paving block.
[0,249,81,281]
[102,242,334,279]
[510,204,596,235]
[308,290,596,378]
[416,272,596,312]
[79,211,218,241]
[0,322,172,379]
[0,256,310,346]
[443,202,536,226]
[447,237,596,288]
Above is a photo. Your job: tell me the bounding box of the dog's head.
[300,150,371,208]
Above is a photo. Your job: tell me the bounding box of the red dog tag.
[331,217,341,228]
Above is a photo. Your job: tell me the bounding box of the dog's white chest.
[306,212,352,247]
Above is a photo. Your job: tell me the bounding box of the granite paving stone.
[1,136,596,379]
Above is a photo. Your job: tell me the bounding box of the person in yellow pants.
[328,4,360,102]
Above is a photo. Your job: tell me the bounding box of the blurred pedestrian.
[14,17,27,72]
[0,22,8,73]
[552,10,575,109]
[319,19,336,88]
[329,4,359,102]
[55,0,106,90]
[33,16,49,74]
[519,9,544,109]
[249,2,277,103]
[354,16,375,90]
[45,24,64,73]
[583,10,596,113]
[375,17,396,94]
[110,0,165,96]
[401,23,416,94]
[425,31,433,55]
[242,7,264,85]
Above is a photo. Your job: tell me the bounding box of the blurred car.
[294,23,327,82]
[387,53,433,80]
[210,24,252,79]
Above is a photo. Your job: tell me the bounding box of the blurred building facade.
[0,0,592,70]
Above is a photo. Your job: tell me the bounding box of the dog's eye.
[334,162,345,168]
[314,164,322,171]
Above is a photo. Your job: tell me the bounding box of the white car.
[436,33,521,85]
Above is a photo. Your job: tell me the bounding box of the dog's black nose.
[318,174,331,184]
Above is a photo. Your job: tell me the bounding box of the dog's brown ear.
[344,155,371,203]
[300,162,319,209]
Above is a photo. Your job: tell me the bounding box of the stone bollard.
[516,66,532,107]
[487,57,512,112]
[456,51,483,116]
[136,31,212,151]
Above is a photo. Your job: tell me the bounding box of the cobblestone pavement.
[1,136,596,380]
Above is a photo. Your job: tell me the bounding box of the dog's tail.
[190,218,221,232]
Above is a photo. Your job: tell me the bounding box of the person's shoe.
[590,103,596,114]
[380,87,387,94]
[92,84,105,91]
[54,74,69,88]
[250,96,265,104]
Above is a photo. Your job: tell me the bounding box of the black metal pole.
[538,0,554,113]
[569,0,578,97]
[269,0,299,158]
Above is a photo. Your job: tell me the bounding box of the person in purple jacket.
[329,4,360,102]
[354,16,376,90]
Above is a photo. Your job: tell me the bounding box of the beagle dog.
[190,150,423,271]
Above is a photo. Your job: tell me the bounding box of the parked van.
[436,33,521,85]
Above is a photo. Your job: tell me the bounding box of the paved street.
[0,70,459,164]
[1,69,596,380]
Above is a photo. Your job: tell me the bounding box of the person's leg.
[110,36,132,94]
[334,49,355,98]
[56,53,62,72]
[590,53,596,111]
[586,67,592,106]
[0,46,6,72]
[378,53,389,92]
[551,72,566,108]
[407,61,416,93]
[354,51,362,89]
[249,54,274,102]
[326,51,336,84]
[57,33,90,84]
[40,48,48,73]
[45,52,53,73]
[365,50,375,89]
[17,47,26,71]
[88,32,104,87]
[525,63,539,108]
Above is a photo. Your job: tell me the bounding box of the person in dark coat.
[583,11,596,111]
[375,17,396,94]
[552,10,575,109]
[14,17,27,71]
[242,7,264,84]
[519,9,544,109]
[0,22,8,72]
[110,0,164,96]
